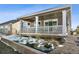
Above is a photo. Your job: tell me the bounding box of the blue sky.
[0,4,79,30]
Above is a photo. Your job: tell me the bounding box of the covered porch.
[19,6,71,36]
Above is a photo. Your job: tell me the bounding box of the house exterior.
[0,20,15,34]
[0,20,29,35]
[12,19,31,34]
[0,23,12,34]
[19,5,71,38]
[0,5,71,40]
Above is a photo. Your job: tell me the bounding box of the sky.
[0,4,79,30]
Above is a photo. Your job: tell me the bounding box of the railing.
[22,25,63,34]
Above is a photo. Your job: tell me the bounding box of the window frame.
[44,19,58,26]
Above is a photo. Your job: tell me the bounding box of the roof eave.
[20,5,71,18]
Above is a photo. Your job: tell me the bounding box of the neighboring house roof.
[20,5,71,18]
[0,19,20,25]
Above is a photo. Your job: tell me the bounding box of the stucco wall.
[12,21,21,34]
[12,20,30,34]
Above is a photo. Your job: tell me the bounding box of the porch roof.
[20,5,71,19]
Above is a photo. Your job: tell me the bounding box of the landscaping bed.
[5,35,55,53]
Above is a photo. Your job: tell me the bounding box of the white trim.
[35,16,39,33]
[62,10,67,35]
[44,19,58,26]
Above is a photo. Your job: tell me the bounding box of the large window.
[44,19,58,32]
[44,19,58,26]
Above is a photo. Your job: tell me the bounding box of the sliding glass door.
[44,19,58,32]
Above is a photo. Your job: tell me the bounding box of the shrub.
[44,43,52,48]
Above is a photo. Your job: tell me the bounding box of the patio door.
[44,19,58,32]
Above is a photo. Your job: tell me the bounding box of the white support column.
[35,16,39,33]
[62,10,67,35]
